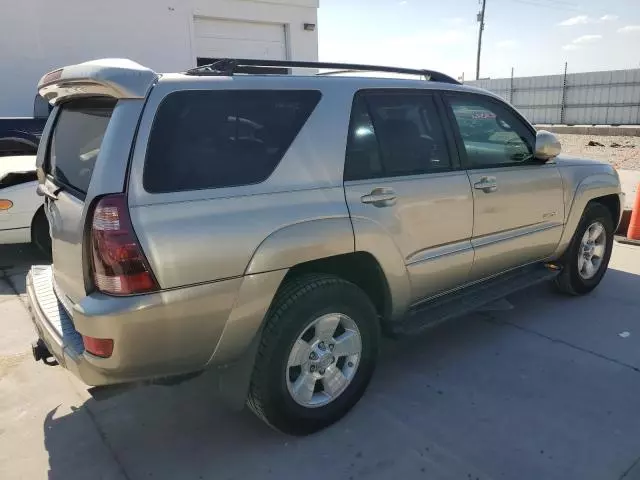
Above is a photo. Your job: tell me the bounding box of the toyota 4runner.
[26,58,623,435]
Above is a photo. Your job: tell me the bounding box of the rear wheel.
[31,208,51,259]
[247,274,380,435]
[554,203,614,295]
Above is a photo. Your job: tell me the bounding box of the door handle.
[473,176,498,193]
[361,188,397,207]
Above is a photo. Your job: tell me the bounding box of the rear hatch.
[36,59,158,305]
[41,98,116,302]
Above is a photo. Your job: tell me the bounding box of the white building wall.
[0,0,319,116]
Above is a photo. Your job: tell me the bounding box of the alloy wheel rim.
[578,221,606,280]
[285,313,362,408]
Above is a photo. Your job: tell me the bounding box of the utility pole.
[475,0,487,80]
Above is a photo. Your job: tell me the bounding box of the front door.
[444,93,565,281]
[343,91,474,304]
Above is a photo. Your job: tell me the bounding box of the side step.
[391,264,559,336]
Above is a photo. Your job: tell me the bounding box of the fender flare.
[245,215,411,320]
[215,216,411,408]
[350,216,412,320]
[244,217,355,275]
[552,173,622,258]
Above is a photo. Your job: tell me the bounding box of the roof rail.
[185,59,461,85]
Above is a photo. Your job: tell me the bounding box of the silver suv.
[27,58,623,435]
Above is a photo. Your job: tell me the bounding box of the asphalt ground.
[1,242,640,480]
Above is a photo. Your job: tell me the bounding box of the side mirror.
[534,130,561,161]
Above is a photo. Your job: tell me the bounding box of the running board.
[391,264,559,337]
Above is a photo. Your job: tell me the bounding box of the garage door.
[194,17,287,62]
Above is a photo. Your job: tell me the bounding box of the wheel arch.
[244,217,355,276]
[30,205,51,256]
[589,194,621,230]
[551,172,623,259]
[283,251,392,322]
[0,136,38,156]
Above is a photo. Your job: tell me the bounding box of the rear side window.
[144,90,321,193]
[345,92,452,181]
[344,96,383,180]
[49,98,116,194]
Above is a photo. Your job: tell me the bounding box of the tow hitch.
[31,339,54,364]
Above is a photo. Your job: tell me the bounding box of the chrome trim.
[472,222,563,248]
[406,240,473,265]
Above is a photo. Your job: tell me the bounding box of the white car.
[0,155,50,253]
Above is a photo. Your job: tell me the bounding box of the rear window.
[48,98,116,194]
[143,90,321,193]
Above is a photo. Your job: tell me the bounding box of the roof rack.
[185,59,461,85]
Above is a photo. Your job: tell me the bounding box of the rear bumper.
[26,266,107,385]
[26,265,286,387]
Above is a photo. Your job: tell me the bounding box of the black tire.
[247,274,380,435]
[31,208,52,259]
[554,202,614,295]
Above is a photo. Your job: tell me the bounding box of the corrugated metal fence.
[466,68,640,125]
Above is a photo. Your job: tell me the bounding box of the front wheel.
[247,274,380,435]
[554,203,614,295]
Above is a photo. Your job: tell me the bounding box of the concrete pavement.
[1,243,640,479]
[618,169,639,210]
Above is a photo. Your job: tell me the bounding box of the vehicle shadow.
[0,243,49,273]
[0,243,48,298]
[41,265,640,480]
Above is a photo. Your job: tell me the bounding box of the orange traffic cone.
[627,182,640,241]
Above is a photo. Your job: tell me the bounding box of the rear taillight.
[90,194,159,295]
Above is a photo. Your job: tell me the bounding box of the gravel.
[557,134,640,171]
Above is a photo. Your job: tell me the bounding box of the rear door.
[40,97,125,303]
[443,92,565,281]
[344,90,474,304]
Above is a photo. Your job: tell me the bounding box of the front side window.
[344,92,451,180]
[144,90,321,193]
[447,95,535,168]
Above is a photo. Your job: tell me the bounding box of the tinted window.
[447,95,535,168]
[345,92,451,180]
[49,98,116,193]
[144,90,321,193]
[344,96,383,180]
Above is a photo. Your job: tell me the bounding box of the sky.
[317,0,640,80]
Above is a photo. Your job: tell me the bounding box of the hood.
[554,155,609,167]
